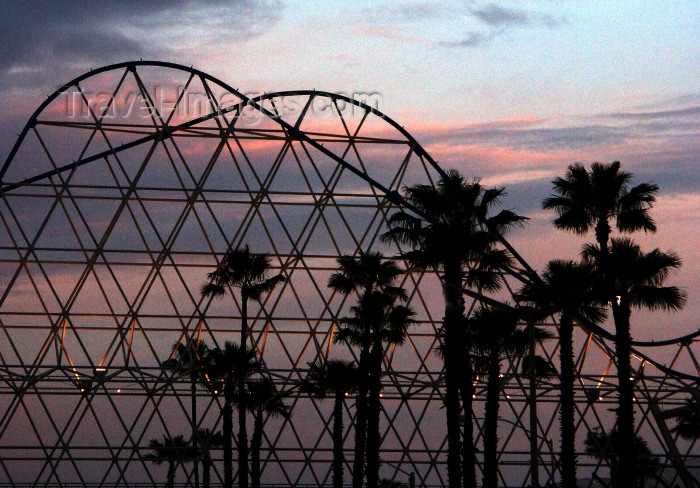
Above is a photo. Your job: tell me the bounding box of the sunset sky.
[1,0,698,338]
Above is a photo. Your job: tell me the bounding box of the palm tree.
[584,429,660,488]
[193,428,224,488]
[328,252,406,488]
[205,341,260,488]
[582,238,685,487]
[671,396,700,440]
[144,434,197,488]
[202,245,284,488]
[470,306,551,488]
[301,359,361,488]
[383,170,525,488]
[247,377,290,488]
[163,339,210,488]
[335,288,416,488]
[542,161,658,254]
[515,260,606,488]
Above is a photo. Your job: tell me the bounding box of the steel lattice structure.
[0,61,698,487]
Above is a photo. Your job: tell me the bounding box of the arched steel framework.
[0,62,698,487]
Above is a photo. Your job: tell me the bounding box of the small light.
[616,296,621,306]
[598,396,602,401]
[379,393,383,398]
[214,390,219,394]
[94,367,107,377]
[117,388,122,393]
[345,392,349,397]
[472,394,476,399]
[499,374,504,378]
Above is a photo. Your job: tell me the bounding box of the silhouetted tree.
[301,359,361,488]
[205,342,260,488]
[383,170,525,488]
[163,339,210,488]
[516,260,606,488]
[584,429,660,488]
[328,252,406,488]
[144,434,197,488]
[671,396,700,440]
[583,238,685,488]
[470,306,551,488]
[543,161,660,486]
[202,245,284,488]
[192,428,224,488]
[247,377,289,488]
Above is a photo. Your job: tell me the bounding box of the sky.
[0,1,697,339]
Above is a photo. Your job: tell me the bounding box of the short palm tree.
[328,252,406,488]
[205,341,260,488]
[582,238,685,487]
[202,245,284,488]
[301,359,361,488]
[247,377,289,488]
[383,170,525,488]
[470,306,551,488]
[163,339,210,488]
[192,428,224,488]
[671,396,700,440]
[144,434,197,488]
[584,429,660,488]
[335,288,416,488]
[515,260,606,488]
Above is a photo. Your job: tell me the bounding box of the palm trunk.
[251,409,263,488]
[203,450,212,488]
[192,378,200,488]
[239,293,250,488]
[366,342,383,488]
[443,259,466,488]
[483,347,501,488]
[352,333,371,488]
[223,378,234,488]
[612,299,635,488]
[167,460,176,488]
[528,318,539,488]
[333,392,345,488]
[238,382,249,488]
[459,327,476,488]
[559,313,577,488]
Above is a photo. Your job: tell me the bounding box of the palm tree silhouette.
[542,161,658,253]
[383,170,525,488]
[584,429,660,488]
[144,434,197,488]
[246,376,290,488]
[205,341,260,488]
[163,339,210,488]
[583,238,685,487]
[470,306,551,488]
[543,161,661,485]
[192,428,224,488]
[515,260,606,488]
[335,287,416,488]
[202,245,284,488]
[328,252,406,488]
[671,396,700,440]
[301,359,361,488]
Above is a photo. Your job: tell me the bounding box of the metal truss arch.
[0,62,697,487]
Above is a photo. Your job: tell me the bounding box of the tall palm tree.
[328,252,406,488]
[515,260,606,488]
[205,341,260,488]
[301,359,361,488]
[383,170,525,488]
[542,161,658,254]
[247,377,290,488]
[163,339,210,488]
[202,245,284,488]
[335,289,416,488]
[192,428,224,488]
[582,238,685,487]
[144,434,197,488]
[470,306,551,488]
